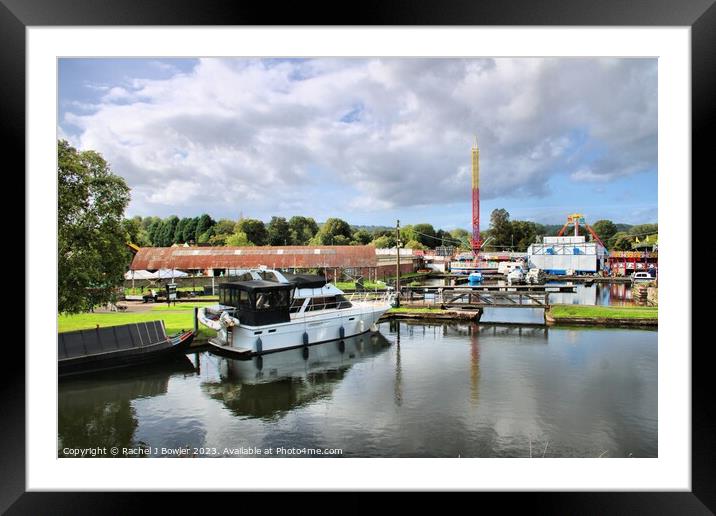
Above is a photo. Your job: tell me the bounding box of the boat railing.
[348,291,395,305]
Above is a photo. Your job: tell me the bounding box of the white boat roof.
[228,268,345,296]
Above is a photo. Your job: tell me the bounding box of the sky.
[58,57,657,229]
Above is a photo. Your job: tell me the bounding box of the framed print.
[6,0,711,511]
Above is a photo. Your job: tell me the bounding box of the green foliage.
[267,216,291,246]
[404,239,427,250]
[412,223,437,248]
[159,216,179,247]
[208,218,236,246]
[58,140,131,314]
[225,230,253,246]
[372,235,395,248]
[236,218,268,246]
[311,217,352,245]
[182,217,198,244]
[510,220,543,251]
[351,229,373,245]
[122,216,149,246]
[488,208,512,248]
[288,216,319,245]
[195,213,215,242]
[399,225,419,246]
[591,220,618,244]
[197,229,214,244]
[628,224,658,237]
[610,231,633,250]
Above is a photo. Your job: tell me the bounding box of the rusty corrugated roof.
[130,245,378,270]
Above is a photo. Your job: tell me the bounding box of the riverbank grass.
[58,307,214,339]
[549,305,658,320]
[388,307,446,314]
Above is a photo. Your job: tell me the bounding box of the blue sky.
[58,58,657,228]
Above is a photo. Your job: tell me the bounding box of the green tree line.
[124,209,656,252]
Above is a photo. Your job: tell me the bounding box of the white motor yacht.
[198,269,394,356]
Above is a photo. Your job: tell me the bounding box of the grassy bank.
[388,307,445,314]
[335,281,387,291]
[58,303,215,339]
[549,305,658,320]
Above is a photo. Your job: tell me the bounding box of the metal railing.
[348,290,396,305]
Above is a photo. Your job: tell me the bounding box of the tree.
[489,208,512,248]
[412,223,437,248]
[312,217,352,245]
[225,230,253,247]
[288,216,319,245]
[449,228,471,249]
[147,218,162,246]
[122,216,149,246]
[58,140,131,314]
[210,218,236,246]
[159,216,179,247]
[267,216,291,246]
[372,235,396,248]
[399,225,419,246]
[174,218,189,243]
[182,217,198,244]
[236,218,268,246]
[628,223,658,237]
[510,220,541,252]
[197,227,214,244]
[352,229,373,245]
[591,220,618,244]
[405,239,427,250]
[610,231,633,251]
[195,213,215,243]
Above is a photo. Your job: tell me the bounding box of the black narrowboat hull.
[58,330,195,378]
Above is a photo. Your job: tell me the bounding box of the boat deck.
[207,337,253,357]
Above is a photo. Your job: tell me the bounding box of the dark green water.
[58,321,657,458]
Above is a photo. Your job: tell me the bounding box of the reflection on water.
[418,277,635,306]
[202,332,391,420]
[548,282,634,306]
[58,322,656,458]
[58,357,197,456]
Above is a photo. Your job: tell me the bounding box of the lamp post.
[395,219,401,308]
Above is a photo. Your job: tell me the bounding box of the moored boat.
[58,321,195,378]
[198,269,394,356]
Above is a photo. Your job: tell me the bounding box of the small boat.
[507,266,525,286]
[525,268,546,285]
[198,268,394,356]
[468,272,483,284]
[58,321,195,378]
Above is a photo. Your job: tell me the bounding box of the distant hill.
[349,224,394,233]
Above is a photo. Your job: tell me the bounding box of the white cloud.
[61,58,657,219]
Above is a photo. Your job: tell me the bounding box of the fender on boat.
[197,307,223,331]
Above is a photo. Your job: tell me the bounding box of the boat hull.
[58,330,195,378]
[216,303,390,355]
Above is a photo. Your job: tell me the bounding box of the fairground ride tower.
[471,136,481,255]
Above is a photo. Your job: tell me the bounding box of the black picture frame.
[5,0,709,511]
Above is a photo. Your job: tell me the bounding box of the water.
[417,277,635,306]
[58,322,657,458]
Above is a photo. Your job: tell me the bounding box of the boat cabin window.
[305,295,352,311]
[219,281,293,326]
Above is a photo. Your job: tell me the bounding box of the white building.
[527,236,607,274]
